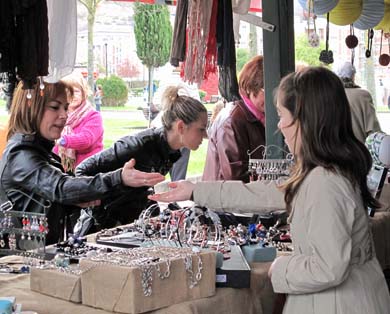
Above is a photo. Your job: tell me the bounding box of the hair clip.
[39,77,45,97]
[27,90,32,107]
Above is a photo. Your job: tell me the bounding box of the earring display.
[0,202,49,257]
[247,144,294,181]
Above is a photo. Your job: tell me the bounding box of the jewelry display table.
[0,183,388,314]
[0,256,276,314]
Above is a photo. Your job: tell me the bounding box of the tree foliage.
[133,3,172,124]
[133,3,172,68]
[236,48,251,73]
[295,33,325,66]
[97,75,128,107]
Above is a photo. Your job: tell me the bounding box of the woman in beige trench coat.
[149,67,390,314]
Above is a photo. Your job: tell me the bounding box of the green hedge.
[97,75,128,107]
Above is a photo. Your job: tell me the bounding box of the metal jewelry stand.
[247,145,294,181]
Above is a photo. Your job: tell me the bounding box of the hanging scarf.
[216,0,240,101]
[58,101,93,172]
[203,0,218,80]
[241,94,265,126]
[183,0,213,84]
[170,0,188,67]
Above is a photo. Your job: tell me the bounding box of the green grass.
[100,103,140,111]
[187,140,208,177]
[102,116,148,148]
[376,105,390,112]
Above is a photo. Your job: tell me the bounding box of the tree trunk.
[87,12,95,93]
[147,66,154,127]
[249,23,258,57]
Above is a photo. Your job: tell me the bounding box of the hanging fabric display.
[182,0,213,85]
[217,0,240,102]
[170,0,188,67]
[0,0,49,109]
[45,0,77,83]
[354,0,384,30]
[13,0,49,89]
[203,0,219,80]
[0,0,15,74]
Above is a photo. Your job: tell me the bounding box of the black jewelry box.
[216,245,251,288]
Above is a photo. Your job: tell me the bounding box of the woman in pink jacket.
[54,74,104,173]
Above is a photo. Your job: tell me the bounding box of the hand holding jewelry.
[148,180,195,203]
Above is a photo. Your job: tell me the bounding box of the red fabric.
[203,0,218,80]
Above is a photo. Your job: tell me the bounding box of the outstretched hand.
[121,159,165,187]
[148,180,195,202]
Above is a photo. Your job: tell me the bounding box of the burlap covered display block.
[79,249,216,314]
[30,267,82,303]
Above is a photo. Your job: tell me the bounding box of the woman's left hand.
[121,158,165,187]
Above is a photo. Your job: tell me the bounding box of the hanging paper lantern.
[313,0,339,15]
[298,0,308,10]
[379,54,390,66]
[354,0,385,30]
[329,0,363,26]
[375,3,390,32]
[298,0,339,15]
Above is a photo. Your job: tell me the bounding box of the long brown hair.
[7,80,72,140]
[277,66,379,211]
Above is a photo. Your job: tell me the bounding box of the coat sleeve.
[271,171,356,294]
[6,149,123,205]
[193,180,285,213]
[361,91,382,137]
[75,135,142,176]
[210,119,249,181]
[63,111,104,151]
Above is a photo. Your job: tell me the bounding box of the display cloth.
[0,256,275,314]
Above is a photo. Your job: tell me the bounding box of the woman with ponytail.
[76,85,207,228]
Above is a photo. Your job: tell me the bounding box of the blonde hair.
[7,80,72,140]
[210,100,225,124]
[61,73,89,102]
[161,86,207,130]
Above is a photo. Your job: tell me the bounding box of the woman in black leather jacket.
[0,80,164,245]
[76,85,208,228]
